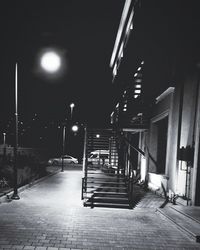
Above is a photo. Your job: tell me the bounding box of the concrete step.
[86,185,127,190]
[157,205,200,242]
[86,191,128,196]
[87,181,126,185]
[86,176,125,181]
[84,201,131,209]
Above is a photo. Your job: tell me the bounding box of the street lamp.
[70,103,75,120]
[3,132,6,146]
[11,63,20,200]
[40,51,61,73]
[72,124,79,133]
[11,51,62,199]
[3,132,6,160]
[61,124,66,172]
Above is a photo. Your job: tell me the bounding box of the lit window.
[137,67,142,71]
[135,84,141,88]
[113,64,117,76]
[135,89,141,94]
[134,95,139,99]
[134,73,138,77]
[135,78,142,83]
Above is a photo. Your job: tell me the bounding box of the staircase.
[83,167,131,209]
[82,128,132,209]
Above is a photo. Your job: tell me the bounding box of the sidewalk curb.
[0,169,61,204]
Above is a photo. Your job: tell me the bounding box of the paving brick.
[0,171,199,250]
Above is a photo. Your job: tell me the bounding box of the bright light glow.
[72,125,79,132]
[141,61,144,65]
[96,134,100,138]
[134,95,139,99]
[137,67,142,71]
[70,103,75,108]
[135,78,142,83]
[134,73,138,77]
[123,108,127,112]
[40,51,61,73]
[119,43,124,59]
[113,64,117,76]
[135,89,141,94]
[135,84,141,88]
[141,156,146,181]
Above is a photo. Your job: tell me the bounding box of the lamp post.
[70,103,75,120]
[11,63,20,200]
[3,132,6,160]
[61,124,66,172]
[3,132,6,146]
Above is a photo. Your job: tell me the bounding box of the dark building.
[109,0,200,206]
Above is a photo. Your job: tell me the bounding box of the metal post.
[82,125,87,193]
[11,63,20,200]
[82,126,87,177]
[61,125,66,172]
[3,132,6,146]
[3,133,6,159]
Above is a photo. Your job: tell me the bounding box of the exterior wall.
[147,88,174,194]
[176,75,197,199]
[140,72,200,205]
[192,77,200,205]
[165,86,181,196]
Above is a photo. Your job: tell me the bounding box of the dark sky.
[0,0,125,128]
[0,0,200,152]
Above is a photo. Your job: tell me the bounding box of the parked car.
[87,150,109,165]
[48,155,78,165]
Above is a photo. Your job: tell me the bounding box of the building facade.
[109,0,200,205]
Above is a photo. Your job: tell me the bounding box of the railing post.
[82,125,88,200]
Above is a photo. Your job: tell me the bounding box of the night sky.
[0,1,124,125]
[0,1,200,155]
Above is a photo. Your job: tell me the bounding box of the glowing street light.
[72,124,79,133]
[40,51,61,73]
[3,132,6,146]
[70,103,75,120]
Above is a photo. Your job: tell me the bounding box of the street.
[0,169,200,250]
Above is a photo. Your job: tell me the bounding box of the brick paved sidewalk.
[0,171,200,250]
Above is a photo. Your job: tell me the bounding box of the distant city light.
[96,134,100,138]
[137,67,142,71]
[134,73,138,77]
[40,51,61,73]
